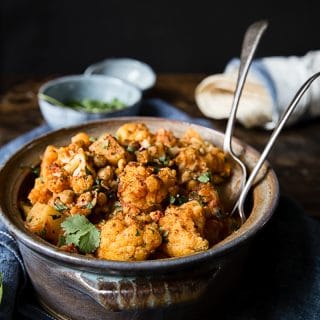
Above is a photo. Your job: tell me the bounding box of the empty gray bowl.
[38,75,142,129]
[84,58,156,91]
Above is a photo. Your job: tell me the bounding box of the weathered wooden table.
[1,74,319,217]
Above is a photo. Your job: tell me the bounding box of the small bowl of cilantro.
[38,75,142,129]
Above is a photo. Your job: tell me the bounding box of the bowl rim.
[0,116,279,273]
[38,74,142,115]
[38,74,143,98]
[83,57,156,91]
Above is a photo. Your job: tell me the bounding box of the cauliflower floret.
[136,142,169,165]
[69,191,98,216]
[174,146,208,183]
[174,144,231,184]
[179,128,206,148]
[71,132,91,148]
[116,123,153,146]
[97,165,114,188]
[61,148,95,194]
[154,128,178,147]
[47,189,75,215]
[202,144,231,183]
[188,182,221,216]
[40,146,70,193]
[55,189,75,205]
[89,133,127,166]
[118,162,175,212]
[70,174,94,195]
[157,167,177,190]
[159,200,209,257]
[28,177,53,205]
[96,213,162,261]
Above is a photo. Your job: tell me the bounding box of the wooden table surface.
[1,74,319,217]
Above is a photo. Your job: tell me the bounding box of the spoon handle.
[237,71,320,219]
[223,20,268,154]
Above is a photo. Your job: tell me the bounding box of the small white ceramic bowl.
[84,58,156,91]
[38,75,142,129]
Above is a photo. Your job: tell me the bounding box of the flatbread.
[195,73,273,128]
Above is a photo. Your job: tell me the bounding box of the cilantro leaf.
[159,155,169,166]
[57,235,66,247]
[169,194,188,206]
[127,145,137,153]
[0,272,3,303]
[53,200,68,212]
[61,214,88,234]
[78,227,100,253]
[169,195,176,204]
[197,172,211,183]
[61,215,100,253]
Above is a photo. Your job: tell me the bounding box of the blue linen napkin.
[0,226,27,320]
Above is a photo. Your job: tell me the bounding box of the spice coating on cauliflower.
[97,213,162,261]
[159,201,209,257]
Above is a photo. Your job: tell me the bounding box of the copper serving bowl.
[0,117,279,320]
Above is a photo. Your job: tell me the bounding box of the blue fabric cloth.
[0,99,319,319]
[0,226,27,320]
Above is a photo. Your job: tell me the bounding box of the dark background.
[1,0,319,75]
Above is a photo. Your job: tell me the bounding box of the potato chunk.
[89,133,127,166]
[25,202,63,244]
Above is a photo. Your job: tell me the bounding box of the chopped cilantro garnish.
[103,140,109,149]
[57,235,66,247]
[169,194,188,206]
[135,229,141,236]
[197,172,211,183]
[160,227,169,243]
[40,93,126,113]
[127,145,137,153]
[169,195,176,204]
[159,155,169,166]
[19,164,40,177]
[61,214,100,254]
[38,229,46,238]
[176,195,188,205]
[114,201,122,211]
[86,202,94,209]
[32,166,40,177]
[53,200,68,212]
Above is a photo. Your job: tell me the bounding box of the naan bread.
[195,73,273,128]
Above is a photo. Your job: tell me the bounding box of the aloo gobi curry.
[22,123,238,261]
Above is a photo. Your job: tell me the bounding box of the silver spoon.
[237,71,320,221]
[223,20,268,224]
